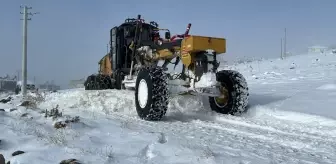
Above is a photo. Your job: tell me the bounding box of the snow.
[1,52,336,164]
[194,72,217,88]
[317,84,336,90]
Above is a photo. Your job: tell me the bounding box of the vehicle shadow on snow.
[162,93,287,122]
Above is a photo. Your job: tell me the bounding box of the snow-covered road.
[1,52,336,164]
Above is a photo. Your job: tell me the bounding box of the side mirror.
[165,32,171,39]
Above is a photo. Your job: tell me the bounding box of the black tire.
[84,75,96,90]
[84,74,113,90]
[209,70,249,115]
[97,74,112,89]
[115,70,124,90]
[135,66,169,121]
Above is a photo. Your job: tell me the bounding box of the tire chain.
[85,74,113,90]
[146,66,170,120]
[217,70,249,114]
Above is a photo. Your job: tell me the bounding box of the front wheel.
[135,67,169,121]
[209,70,249,115]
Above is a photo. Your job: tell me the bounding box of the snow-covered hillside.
[1,52,336,164]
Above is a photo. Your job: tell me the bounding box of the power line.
[20,5,39,97]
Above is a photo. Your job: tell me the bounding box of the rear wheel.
[97,74,112,89]
[135,66,169,121]
[84,74,113,90]
[209,70,249,115]
[84,75,96,90]
[115,70,124,90]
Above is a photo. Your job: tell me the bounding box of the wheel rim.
[138,79,148,108]
[214,86,229,108]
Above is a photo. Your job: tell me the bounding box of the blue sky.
[0,0,335,88]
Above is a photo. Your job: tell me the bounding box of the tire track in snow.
[194,119,336,160]
[101,111,335,164]
[216,116,336,142]
[41,89,336,164]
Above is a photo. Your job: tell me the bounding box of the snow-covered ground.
[1,52,336,164]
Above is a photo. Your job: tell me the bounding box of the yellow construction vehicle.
[84,15,249,121]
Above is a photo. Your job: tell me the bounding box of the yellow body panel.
[182,35,226,54]
[157,49,174,59]
[181,53,191,67]
[98,53,112,75]
[156,46,181,60]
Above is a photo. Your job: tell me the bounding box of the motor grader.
[84,15,249,121]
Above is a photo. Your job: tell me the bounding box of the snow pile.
[194,72,217,88]
[1,52,336,163]
[317,83,336,90]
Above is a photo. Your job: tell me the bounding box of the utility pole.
[284,28,287,59]
[16,70,20,81]
[281,38,283,60]
[20,5,39,97]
